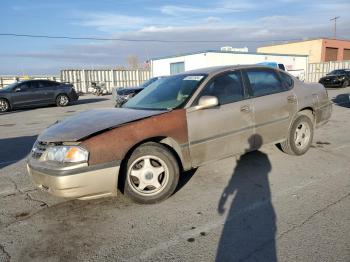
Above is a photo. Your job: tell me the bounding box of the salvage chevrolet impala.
[27,65,332,203]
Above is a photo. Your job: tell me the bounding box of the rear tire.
[123,142,179,204]
[0,98,10,112]
[280,113,314,155]
[56,94,70,107]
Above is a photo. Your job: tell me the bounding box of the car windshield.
[139,77,159,88]
[123,74,206,110]
[2,82,19,91]
[327,70,343,75]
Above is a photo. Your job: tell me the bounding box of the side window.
[278,64,286,71]
[197,71,244,105]
[18,83,30,91]
[48,81,59,87]
[279,72,294,90]
[38,81,51,88]
[29,81,41,89]
[246,69,285,97]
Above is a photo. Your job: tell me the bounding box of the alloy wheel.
[59,95,69,106]
[0,100,9,112]
[294,122,311,149]
[127,155,169,196]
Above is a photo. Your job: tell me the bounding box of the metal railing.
[60,69,151,93]
[307,60,350,82]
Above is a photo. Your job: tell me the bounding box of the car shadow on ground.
[71,97,110,106]
[0,135,37,169]
[216,135,276,261]
[332,93,350,108]
[0,97,110,114]
[175,168,198,194]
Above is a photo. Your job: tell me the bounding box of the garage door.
[343,49,350,60]
[325,47,338,61]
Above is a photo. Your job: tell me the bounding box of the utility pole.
[330,16,340,39]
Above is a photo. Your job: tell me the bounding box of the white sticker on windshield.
[184,76,204,81]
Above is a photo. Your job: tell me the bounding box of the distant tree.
[115,65,126,70]
[127,55,140,70]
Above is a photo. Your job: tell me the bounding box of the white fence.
[61,69,151,93]
[0,75,60,89]
[307,60,350,82]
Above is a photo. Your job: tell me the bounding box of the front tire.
[124,142,179,204]
[280,114,314,155]
[0,98,10,112]
[56,94,70,107]
[342,80,349,88]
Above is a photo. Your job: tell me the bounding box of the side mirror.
[196,95,219,110]
[14,87,21,92]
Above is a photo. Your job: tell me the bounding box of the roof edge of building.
[258,37,350,48]
[151,50,308,61]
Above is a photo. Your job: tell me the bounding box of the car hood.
[38,108,167,143]
[322,74,345,79]
[117,87,144,95]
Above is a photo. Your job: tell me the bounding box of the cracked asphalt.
[0,90,350,262]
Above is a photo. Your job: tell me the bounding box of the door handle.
[240,105,251,112]
[287,95,297,103]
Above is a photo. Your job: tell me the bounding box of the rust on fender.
[81,109,189,166]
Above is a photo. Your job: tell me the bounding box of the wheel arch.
[55,93,70,100]
[120,136,186,171]
[298,107,315,124]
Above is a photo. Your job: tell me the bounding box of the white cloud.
[160,2,254,16]
[2,0,350,74]
[73,12,148,32]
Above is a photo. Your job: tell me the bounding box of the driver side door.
[11,82,36,107]
[186,70,255,167]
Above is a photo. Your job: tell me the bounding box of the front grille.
[31,141,49,159]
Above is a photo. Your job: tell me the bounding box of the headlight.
[45,146,89,163]
[339,76,346,81]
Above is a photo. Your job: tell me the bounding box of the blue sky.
[1,0,349,75]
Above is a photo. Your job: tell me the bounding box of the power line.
[0,33,301,43]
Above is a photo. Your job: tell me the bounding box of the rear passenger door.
[243,68,297,144]
[28,81,52,104]
[187,70,255,166]
[38,81,58,102]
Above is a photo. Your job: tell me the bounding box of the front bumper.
[320,80,344,88]
[27,159,120,200]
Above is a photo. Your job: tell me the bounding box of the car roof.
[183,64,277,76]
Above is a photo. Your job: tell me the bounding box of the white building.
[151,50,308,78]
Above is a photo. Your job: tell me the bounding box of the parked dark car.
[113,76,165,107]
[0,80,79,112]
[319,69,350,88]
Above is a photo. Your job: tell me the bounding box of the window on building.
[170,62,185,75]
